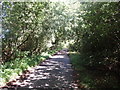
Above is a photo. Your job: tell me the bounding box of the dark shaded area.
[69,53,120,89]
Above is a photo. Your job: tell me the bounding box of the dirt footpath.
[4,50,79,89]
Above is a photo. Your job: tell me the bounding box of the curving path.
[6,50,78,89]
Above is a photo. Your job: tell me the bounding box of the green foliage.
[70,2,120,72]
[2,2,51,61]
[1,1,120,88]
[69,52,120,89]
[69,52,94,88]
[2,2,69,62]
[1,2,68,86]
[68,2,120,88]
[0,49,59,86]
[69,52,84,70]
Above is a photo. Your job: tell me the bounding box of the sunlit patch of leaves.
[0,49,61,86]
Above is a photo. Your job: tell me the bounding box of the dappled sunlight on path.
[6,50,78,89]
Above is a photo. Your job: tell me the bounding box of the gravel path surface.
[5,50,78,89]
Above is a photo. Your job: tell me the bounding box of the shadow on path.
[4,50,79,89]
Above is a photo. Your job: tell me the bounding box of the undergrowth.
[0,48,61,86]
[69,52,120,89]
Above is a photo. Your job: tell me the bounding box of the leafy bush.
[0,49,59,86]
